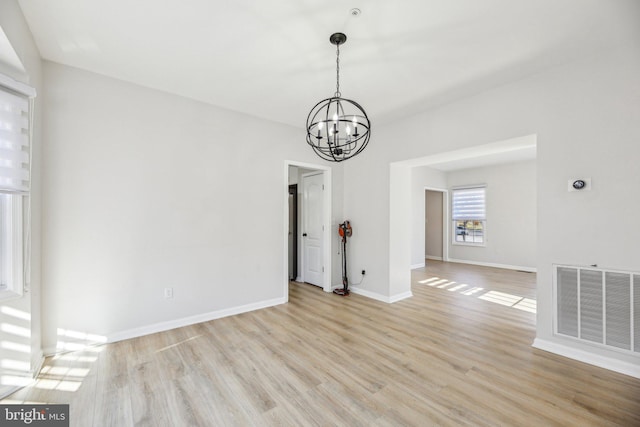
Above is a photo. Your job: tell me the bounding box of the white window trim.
[0,194,23,300]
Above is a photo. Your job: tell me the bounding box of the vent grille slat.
[580,270,603,343]
[557,267,578,338]
[605,272,631,350]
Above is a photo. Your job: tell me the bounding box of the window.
[0,79,34,299]
[0,194,22,294]
[452,186,486,245]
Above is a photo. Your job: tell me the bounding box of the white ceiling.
[16,0,640,130]
[0,27,25,75]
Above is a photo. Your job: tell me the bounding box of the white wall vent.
[554,265,638,354]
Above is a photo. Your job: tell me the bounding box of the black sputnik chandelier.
[306,33,371,162]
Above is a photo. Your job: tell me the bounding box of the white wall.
[342,151,393,300]
[447,160,536,270]
[41,62,342,352]
[0,0,43,396]
[344,45,640,370]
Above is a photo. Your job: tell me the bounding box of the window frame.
[451,185,487,247]
[0,193,23,300]
[0,75,34,300]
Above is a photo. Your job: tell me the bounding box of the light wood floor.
[4,261,640,426]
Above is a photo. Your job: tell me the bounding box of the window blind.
[452,186,486,220]
[0,88,30,194]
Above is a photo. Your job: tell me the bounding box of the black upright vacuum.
[334,221,352,296]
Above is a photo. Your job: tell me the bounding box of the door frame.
[301,171,324,288]
[424,187,449,263]
[288,184,297,281]
[283,161,332,300]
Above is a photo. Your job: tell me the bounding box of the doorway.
[284,161,332,299]
[288,184,297,281]
[425,188,447,263]
[389,134,537,301]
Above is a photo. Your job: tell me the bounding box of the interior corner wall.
[447,159,536,270]
[344,44,640,369]
[40,61,340,352]
[0,0,44,396]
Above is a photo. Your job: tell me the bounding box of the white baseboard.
[389,291,413,303]
[410,262,425,269]
[425,256,443,261]
[349,286,413,304]
[532,338,640,379]
[447,258,537,273]
[44,296,287,356]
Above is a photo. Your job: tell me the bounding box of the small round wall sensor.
[350,8,361,16]
[572,179,586,190]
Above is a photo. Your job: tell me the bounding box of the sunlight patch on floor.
[461,286,484,296]
[437,281,457,289]
[513,298,536,313]
[34,378,82,392]
[417,276,535,313]
[478,290,522,306]
[418,277,443,285]
[41,366,90,378]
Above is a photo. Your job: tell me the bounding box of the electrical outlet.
[164,287,173,299]
[361,270,366,275]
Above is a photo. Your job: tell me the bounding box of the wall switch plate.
[164,287,173,298]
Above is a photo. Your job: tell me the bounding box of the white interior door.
[302,172,323,287]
